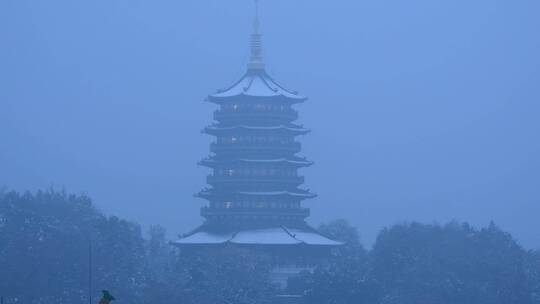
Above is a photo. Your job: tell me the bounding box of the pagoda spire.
[248,0,265,71]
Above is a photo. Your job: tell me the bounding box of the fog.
[1,0,539,248]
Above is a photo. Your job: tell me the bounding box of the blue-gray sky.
[1,0,539,248]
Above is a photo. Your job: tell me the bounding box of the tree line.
[0,189,538,304]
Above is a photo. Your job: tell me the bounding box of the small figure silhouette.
[99,290,115,304]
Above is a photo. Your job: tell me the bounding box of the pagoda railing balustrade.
[200,206,310,218]
[210,142,301,154]
[214,108,298,121]
[214,168,297,176]
[207,174,304,185]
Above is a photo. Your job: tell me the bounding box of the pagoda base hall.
[173,1,341,291]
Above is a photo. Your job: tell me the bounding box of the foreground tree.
[0,190,146,303]
[2,190,539,304]
[288,219,380,304]
[142,228,276,304]
[0,189,275,304]
[528,250,540,303]
[292,220,540,304]
[372,222,537,304]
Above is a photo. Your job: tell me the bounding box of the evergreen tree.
[372,222,536,304]
[0,190,146,304]
[2,190,540,304]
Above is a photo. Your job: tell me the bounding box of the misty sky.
[1,0,539,248]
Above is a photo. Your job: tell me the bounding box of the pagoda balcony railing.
[210,142,301,154]
[200,206,310,218]
[207,174,304,185]
[214,109,298,121]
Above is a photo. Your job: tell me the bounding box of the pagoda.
[174,2,340,280]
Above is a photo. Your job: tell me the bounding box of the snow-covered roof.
[286,229,343,246]
[173,227,342,246]
[239,158,313,166]
[196,189,316,199]
[199,157,313,168]
[208,70,307,102]
[204,124,310,135]
[174,231,234,245]
[231,228,301,245]
[236,191,316,198]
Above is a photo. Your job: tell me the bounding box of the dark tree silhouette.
[0,190,145,303]
[0,189,275,304]
[372,222,535,304]
[1,190,539,304]
[292,221,540,304]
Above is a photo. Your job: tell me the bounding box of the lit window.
[231,137,237,143]
[225,202,232,209]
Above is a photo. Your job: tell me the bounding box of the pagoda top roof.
[208,69,307,103]
[208,0,306,103]
[173,226,342,246]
